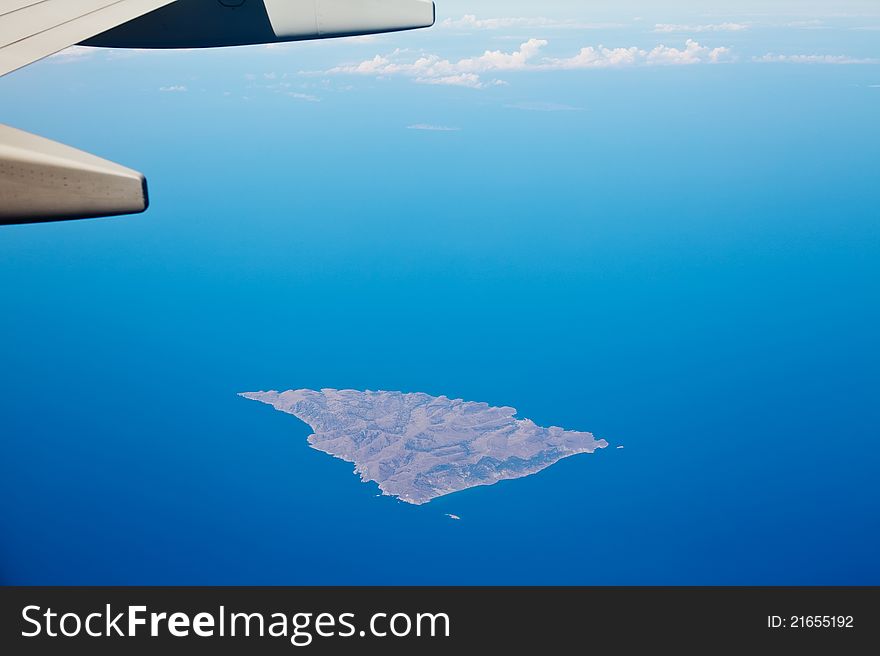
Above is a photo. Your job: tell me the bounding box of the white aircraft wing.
[0,0,178,77]
[0,0,434,224]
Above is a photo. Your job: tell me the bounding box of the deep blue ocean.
[1,57,878,584]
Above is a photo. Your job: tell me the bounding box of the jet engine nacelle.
[85,0,435,49]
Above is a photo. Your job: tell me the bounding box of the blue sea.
[1,29,879,584]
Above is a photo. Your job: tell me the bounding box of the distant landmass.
[239,389,609,505]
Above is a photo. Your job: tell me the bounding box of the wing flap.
[0,0,177,76]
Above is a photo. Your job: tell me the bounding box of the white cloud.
[47,46,95,63]
[315,38,731,88]
[407,124,461,131]
[159,85,187,92]
[654,23,749,33]
[754,53,879,64]
[263,42,306,51]
[544,39,732,68]
[440,14,621,31]
[318,40,549,88]
[416,73,486,88]
[287,92,320,102]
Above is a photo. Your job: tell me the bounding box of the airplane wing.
[0,0,179,223]
[0,0,179,77]
[0,0,434,225]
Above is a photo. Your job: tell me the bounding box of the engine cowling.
[85,0,435,49]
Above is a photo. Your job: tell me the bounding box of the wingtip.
[140,174,150,213]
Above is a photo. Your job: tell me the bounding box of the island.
[239,389,609,505]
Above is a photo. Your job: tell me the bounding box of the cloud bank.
[754,53,879,64]
[654,23,749,33]
[407,124,461,131]
[440,14,620,31]
[317,39,732,88]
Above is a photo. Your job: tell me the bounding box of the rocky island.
[239,389,608,505]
